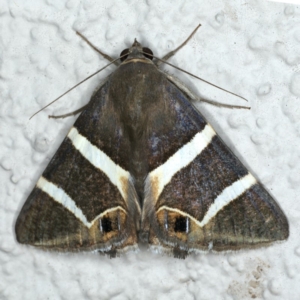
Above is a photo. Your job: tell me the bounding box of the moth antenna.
[76,31,119,66]
[29,57,121,120]
[199,98,250,110]
[147,53,248,103]
[159,24,202,63]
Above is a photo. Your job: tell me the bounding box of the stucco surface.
[1,1,300,299]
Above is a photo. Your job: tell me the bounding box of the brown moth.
[15,26,288,258]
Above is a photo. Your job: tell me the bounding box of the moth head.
[120,39,153,62]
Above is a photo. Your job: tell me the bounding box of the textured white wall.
[1,0,300,299]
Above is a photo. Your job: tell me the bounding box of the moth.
[15,25,288,258]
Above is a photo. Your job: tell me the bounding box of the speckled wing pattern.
[139,74,289,258]
[15,82,141,257]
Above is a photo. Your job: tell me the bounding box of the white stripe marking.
[67,127,130,201]
[156,173,257,228]
[37,176,126,228]
[186,217,190,233]
[99,218,103,232]
[164,210,168,230]
[199,173,257,227]
[148,124,216,202]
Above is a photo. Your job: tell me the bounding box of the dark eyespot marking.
[174,216,187,232]
[120,48,129,62]
[142,47,153,60]
[101,217,113,233]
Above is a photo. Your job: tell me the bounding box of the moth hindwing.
[15,27,289,258]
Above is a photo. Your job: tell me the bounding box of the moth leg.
[156,24,201,66]
[165,73,250,109]
[173,247,188,259]
[76,31,120,66]
[97,248,118,258]
[106,249,118,258]
[48,104,89,119]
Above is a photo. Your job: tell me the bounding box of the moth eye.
[174,216,188,233]
[120,48,129,61]
[100,216,113,233]
[142,47,153,60]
